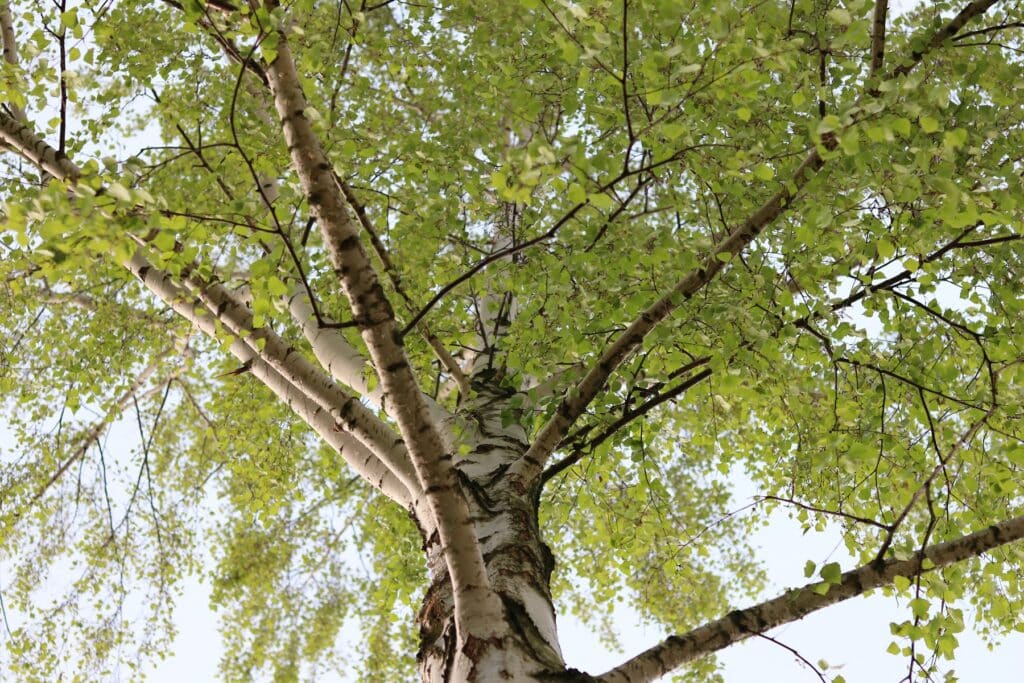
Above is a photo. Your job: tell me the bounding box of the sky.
[139,476,1024,683]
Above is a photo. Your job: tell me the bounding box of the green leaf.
[152,231,176,252]
[827,8,852,26]
[106,182,132,203]
[876,238,895,259]
[567,183,586,204]
[919,116,940,134]
[909,597,930,619]
[267,276,288,297]
[892,117,912,137]
[588,193,616,210]
[819,562,842,584]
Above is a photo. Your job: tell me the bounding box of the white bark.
[182,273,421,493]
[0,110,77,179]
[0,2,25,124]
[264,26,508,646]
[286,291,457,449]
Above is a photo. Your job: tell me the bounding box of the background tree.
[1,0,1024,680]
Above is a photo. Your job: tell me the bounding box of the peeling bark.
[417,414,564,683]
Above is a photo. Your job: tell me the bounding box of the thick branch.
[286,291,456,445]
[0,108,417,507]
[0,110,78,179]
[287,291,377,396]
[598,513,1024,683]
[264,26,505,638]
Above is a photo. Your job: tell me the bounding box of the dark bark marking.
[338,234,361,251]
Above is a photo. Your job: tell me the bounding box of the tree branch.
[541,366,713,486]
[339,178,471,398]
[263,20,506,640]
[597,513,1024,683]
[127,253,416,506]
[27,346,177,511]
[0,2,26,123]
[869,0,889,78]
[0,106,419,508]
[0,109,78,179]
[510,0,1001,487]
[179,269,420,489]
[286,290,456,447]
[511,146,828,486]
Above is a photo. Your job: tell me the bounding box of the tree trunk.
[415,386,571,682]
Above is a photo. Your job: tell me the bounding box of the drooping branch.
[179,270,420,490]
[510,0,1001,487]
[597,513,1024,683]
[27,345,178,510]
[263,22,506,639]
[126,253,415,506]
[0,107,417,508]
[156,0,269,85]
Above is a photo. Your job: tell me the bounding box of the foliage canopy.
[1,0,1024,681]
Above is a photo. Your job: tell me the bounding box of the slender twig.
[760,495,890,530]
[874,403,994,562]
[756,634,828,683]
[340,178,470,396]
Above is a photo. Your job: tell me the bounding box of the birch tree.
[2,0,1024,680]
